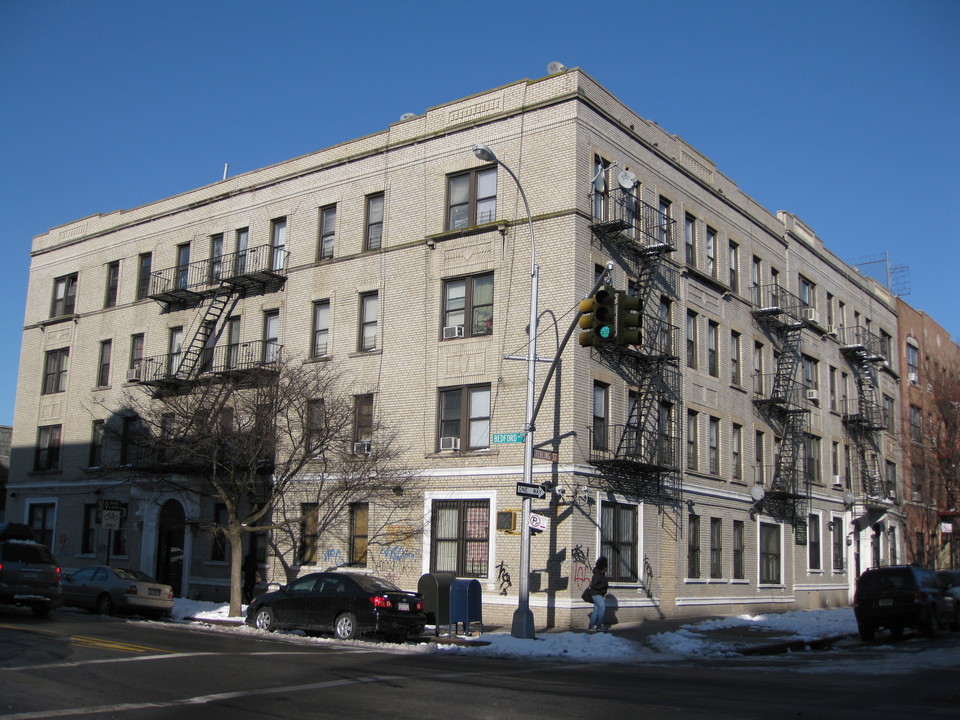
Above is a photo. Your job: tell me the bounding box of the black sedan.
[245,571,426,641]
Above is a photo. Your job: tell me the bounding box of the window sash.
[688,514,701,578]
[430,499,489,578]
[35,425,62,471]
[710,518,723,578]
[359,293,378,351]
[43,349,69,395]
[365,194,384,250]
[97,340,112,387]
[319,206,336,259]
[438,385,490,450]
[760,523,781,584]
[312,301,330,357]
[104,262,120,308]
[601,502,638,582]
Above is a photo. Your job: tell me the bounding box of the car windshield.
[352,575,402,593]
[858,568,914,594]
[113,568,158,582]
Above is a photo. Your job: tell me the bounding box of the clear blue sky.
[1,0,957,427]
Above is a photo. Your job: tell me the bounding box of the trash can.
[450,578,483,635]
[418,572,455,636]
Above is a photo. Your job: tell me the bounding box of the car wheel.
[254,607,276,632]
[31,605,52,618]
[923,610,940,638]
[96,594,114,616]
[334,612,358,640]
[858,623,875,642]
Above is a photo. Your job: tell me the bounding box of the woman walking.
[587,556,609,632]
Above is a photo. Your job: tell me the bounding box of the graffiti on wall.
[572,544,591,589]
[496,559,513,596]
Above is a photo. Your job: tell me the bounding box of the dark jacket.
[590,567,609,597]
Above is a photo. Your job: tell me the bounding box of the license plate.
[879,598,893,606]
[397,602,409,612]
[148,587,161,596]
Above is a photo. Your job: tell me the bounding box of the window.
[312,300,330,357]
[306,398,325,456]
[365,193,384,251]
[209,234,224,282]
[592,382,608,451]
[443,274,493,338]
[708,417,720,474]
[318,205,337,260]
[731,423,742,481]
[885,460,897,499]
[687,514,701,578]
[136,253,152,300]
[804,434,822,484]
[906,342,919,380]
[270,217,286,271]
[28,502,55,547]
[799,275,816,308]
[225,316,240,369]
[829,366,838,411]
[832,517,845,571]
[175,243,190,289]
[299,503,319,565]
[705,226,717,276]
[438,385,490,451]
[120,415,144,466]
[753,341,764,394]
[129,334,144,379]
[35,425,62,471]
[601,502,638,582]
[168,327,183,376]
[448,167,497,229]
[707,321,718,377]
[730,331,741,386]
[42,348,69,394]
[235,228,249,274]
[880,330,893,364]
[353,393,374,446]
[826,292,835,328]
[263,310,280,363]
[358,291,378,351]
[430,499,489,577]
[104,261,120,308]
[50,273,78,317]
[801,354,819,391]
[211,504,227,562]
[733,520,745,579]
[592,156,610,220]
[686,311,697,369]
[728,241,739,292]
[89,419,104,467]
[684,214,696,265]
[831,441,840,479]
[759,522,781,584]
[882,394,895,431]
[657,297,672,354]
[349,502,369,566]
[755,430,765,485]
[96,339,112,387]
[686,410,698,471]
[751,256,762,304]
[658,197,672,244]
[710,518,723,579]
[909,405,922,443]
[808,514,822,571]
[82,504,97,554]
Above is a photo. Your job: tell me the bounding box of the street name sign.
[516,482,546,499]
[493,433,526,444]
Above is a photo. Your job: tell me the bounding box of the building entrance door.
[156,500,185,596]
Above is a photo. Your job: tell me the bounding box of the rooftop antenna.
[547,61,567,75]
[850,250,911,296]
[222,163,229,181]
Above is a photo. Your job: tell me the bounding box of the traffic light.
[615,291,641,345]
[578,287,616,346]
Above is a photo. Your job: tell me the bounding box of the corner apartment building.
[897,298,960,569]
[8,69,904,627]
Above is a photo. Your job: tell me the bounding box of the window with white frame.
[358,292,378,351]
[312,300,330,358]
[733,520,745,579]
[592,382,608,451]
[365,193,384,251]
[318,205,336,260]
[710,517,723,578]
[687,514,701,579]
[808,513,822,571]
[430,499,489,577]
[684,214,696,265]
[601,501,638,582]
[270,217,286,271]
[705,225,717,276]
[832,516,845,571]
[759,522,781,584]
[96,339,112,387]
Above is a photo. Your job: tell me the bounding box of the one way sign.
[516,482,547,499]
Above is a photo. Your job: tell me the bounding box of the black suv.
[854,565,956,641]
[0,522,62,617]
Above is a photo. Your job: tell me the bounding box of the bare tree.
[99,358,419,616]
[928,355,960,566]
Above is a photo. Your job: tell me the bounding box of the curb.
[736,633,854,656]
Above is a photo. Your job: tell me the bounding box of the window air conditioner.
[126,368,142,382]
[907,372,918,383]
[804,308,819,324]
[439,436,460,451]
[442,325,465,339]
[826,324,839,336]
[832,475,843,487]
[353,441,371,456]
[806,389,820,402]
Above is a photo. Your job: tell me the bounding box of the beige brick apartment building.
[7,69,905,628]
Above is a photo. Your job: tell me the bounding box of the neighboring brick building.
[897,298,960,569]
[7,68,908,626]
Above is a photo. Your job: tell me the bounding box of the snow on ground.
[171,598,859,663]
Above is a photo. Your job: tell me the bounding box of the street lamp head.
[473,143,498,164]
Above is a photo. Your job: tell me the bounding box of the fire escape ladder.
[175,286,242,380]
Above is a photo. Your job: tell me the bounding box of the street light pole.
[473,143,537,639]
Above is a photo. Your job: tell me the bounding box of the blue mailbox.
[449,578,483,635]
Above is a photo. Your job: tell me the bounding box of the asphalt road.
[1,607,958,719]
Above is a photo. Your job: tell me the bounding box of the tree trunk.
[228,526,244,617]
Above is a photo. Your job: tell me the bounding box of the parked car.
[246,571,426,641]
[854,564,956,641]
[935,569,960,627]
[62,565,174,618]
[0,522,62,617]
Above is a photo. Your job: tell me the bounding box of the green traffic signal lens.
[599,326,611,339]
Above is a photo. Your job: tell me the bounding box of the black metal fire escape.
[586,188,683,506]
[840,326,889,505]
[751,284,811,523]
[136,244,288,394]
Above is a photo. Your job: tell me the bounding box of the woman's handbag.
[581,586,593,603]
